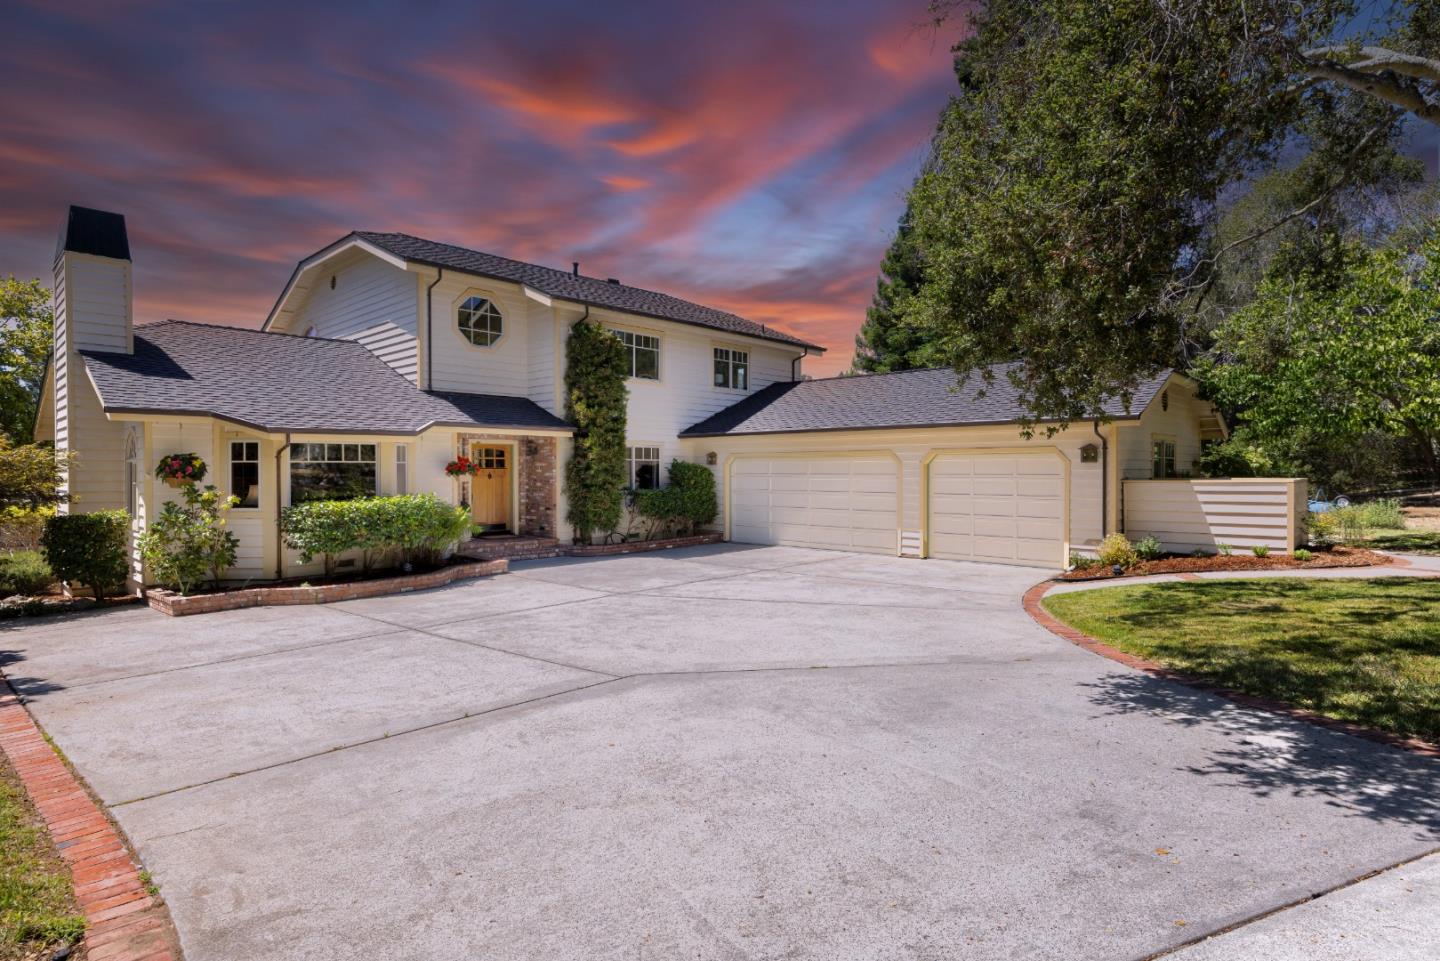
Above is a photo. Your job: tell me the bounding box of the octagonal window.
[458,296,503,346]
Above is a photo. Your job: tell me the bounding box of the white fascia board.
[522,285,553,307]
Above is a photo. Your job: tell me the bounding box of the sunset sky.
[1,1,963,375]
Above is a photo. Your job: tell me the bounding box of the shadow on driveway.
[1085,671,1440,839]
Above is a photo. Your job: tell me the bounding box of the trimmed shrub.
[282,494,469,575]
[40,510,129,601]
[1251,544,1270,558]
[1293,548,1313,562]
[1096,533,1138,569]
[137,485,240,595]
[0,550,55,596]
[632,460,719,538]
[1134,535,1163,561]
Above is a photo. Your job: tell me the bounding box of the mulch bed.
[1058,545,1391,581]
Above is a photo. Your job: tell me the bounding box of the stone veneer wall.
[457,433,557,538]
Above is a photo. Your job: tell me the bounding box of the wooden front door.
[470,446,511,531]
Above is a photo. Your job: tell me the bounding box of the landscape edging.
[146,558,508,616]
[563,532,724,556]
[1022,577,1440,759]
[0,677,181,961]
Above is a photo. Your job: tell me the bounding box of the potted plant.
[444,455,481,477]
[155,452,207,488]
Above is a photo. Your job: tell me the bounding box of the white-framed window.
[395,444,408,495]
[230,440,261,508]
[627,446,661,489]
[290,442,377,504]
[611,328,660,380]
[713,347,748,390]
[458,296,503,346]
[125,430,140,518]
[1151,438,1177,479]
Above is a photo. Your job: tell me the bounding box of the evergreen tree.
[852,205,930,373]
[563,318,629,544]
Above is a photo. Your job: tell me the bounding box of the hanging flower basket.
[445,456,482,477]
[155,452,207,487]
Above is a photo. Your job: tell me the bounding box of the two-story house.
[38,205,1243,589]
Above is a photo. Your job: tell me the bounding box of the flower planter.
[162,476,191,489]
[145,558,508,616]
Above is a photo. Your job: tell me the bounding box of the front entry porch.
[455,431,558,542]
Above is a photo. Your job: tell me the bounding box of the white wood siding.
[285,249,418,380]
[1122,478,1306,552]
[427,274,533,397]
[341,322,418,385]
[1118,380,1208,481]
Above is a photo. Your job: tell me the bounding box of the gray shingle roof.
[681,363,1173,437]
[352,231,824,353]
[80,320,571,435]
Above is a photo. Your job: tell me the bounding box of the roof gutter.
[274,433,291,580]
[1093,420,1109,536]
[791,347,808,382]
[424,267,444,390]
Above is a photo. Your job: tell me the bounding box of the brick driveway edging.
[1021,578,1440,759]
[0,676,181,960]
[146,557,508,616]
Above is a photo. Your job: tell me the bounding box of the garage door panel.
[927,452,1064,568]
[728,456,898,555]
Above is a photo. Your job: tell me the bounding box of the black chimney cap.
[57,206,130,262]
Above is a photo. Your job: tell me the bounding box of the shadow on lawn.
[1085,672,1440,839]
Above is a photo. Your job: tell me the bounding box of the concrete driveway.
[2,543,1437,960]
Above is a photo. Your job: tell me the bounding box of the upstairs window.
[714,347,748,390]
[458,296,503,346]
[627,446,661,489]
[1151,439,1176,479]
[611,329,660,380]
[290,443,377,503]
[230,441,260,508]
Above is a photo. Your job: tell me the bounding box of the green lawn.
[0,759,84,957]
[1365,529,1440,555]
[1043,578,1440,742]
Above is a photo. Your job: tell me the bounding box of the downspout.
[274,433,291,580]
[1093,420,1109,536]
[425,267,444,390]
[791,346,808,381]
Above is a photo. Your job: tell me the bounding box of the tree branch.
[1302,46,1440,84]
[1300,50,1440,126]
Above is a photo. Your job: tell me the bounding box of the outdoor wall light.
[706,451,718,465]
[1080,443,1098,463]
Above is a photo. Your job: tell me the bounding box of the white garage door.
[729,456,898,554]
[927,452,1065,567]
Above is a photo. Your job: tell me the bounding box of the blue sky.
[0,0,962,374]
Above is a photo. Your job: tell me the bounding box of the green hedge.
[40,511,129,601]
[632,460,718,537]
[0,550,55,597]
[281,494,470,576]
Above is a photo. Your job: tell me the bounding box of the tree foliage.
[0,277,53,444]
[853,203,932,373]
[0,438,70,509]
[899,0,1432,428]
[563,319,629,544]
[1202,229,1440,482]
